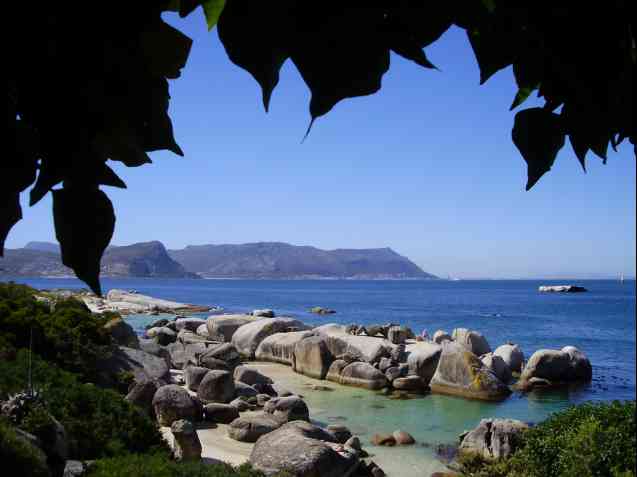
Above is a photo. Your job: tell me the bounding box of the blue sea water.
[8,277,636,474]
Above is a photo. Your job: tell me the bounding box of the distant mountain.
[1,241,198,279]
[168,242,436,279]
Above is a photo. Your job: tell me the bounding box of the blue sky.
[8,11,636,279]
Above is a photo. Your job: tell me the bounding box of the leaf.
[291,7,390,122]
[177,0,201,17]
[141,79,184,156]
[93,122,152,167]
[217,0,293,111]
[510,40,543,110]
[0,193,22,256]
[98,164,127,189]
[202,0,226,30]
[29,160,65,206]
[140,18,193,79]
[52,187,115,295]
[512,107,565,190]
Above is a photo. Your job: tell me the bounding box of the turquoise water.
[9,277,636,474]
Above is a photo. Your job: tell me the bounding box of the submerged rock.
[429,342,511,401]
[459,418,528,460]
[393,430,415,445]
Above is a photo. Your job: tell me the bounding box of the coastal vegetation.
[458,401,636,477]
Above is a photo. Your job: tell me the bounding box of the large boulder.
[184,366,211,392]
[196,324,209,337]
[517,346,592,389]
[452,328,491,356]
[294,336,334,379]
[175,318,207,333]
[198,343,241,369]
[152,384,200,426]
[326,359,348,383]
[235,381,259,398]
[125,378,163,416]
[459,418,529,460]
[429,342,511,401]
[104,316,139,348]
[232,318,310,358]
[340,362,388,390]
[207,314,256,342]
[315,324,394,364]
[233,366,273,387]
[98,346,170,385]
[166,342,208,370]
[227,413,282,442]
[170,419,202,461]
[250,421,359,477]
[481,353,512,384]
[493,344,525,373]
[407,342,442,386]
[139,339,171,365]
[147,326,177,346]
[197,370,235,403]
[177,329,216,345]
[255,330,315,365]
[432,330,452,344]
[263,396,310,422]
[203,403,240,424]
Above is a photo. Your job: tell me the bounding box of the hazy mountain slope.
[168,242,436,279]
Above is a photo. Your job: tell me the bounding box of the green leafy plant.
[0,418,51,477]
[4,2,635,293]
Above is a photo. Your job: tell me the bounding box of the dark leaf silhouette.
[52,187,115,295]
[140,18,193,79]
[0,193,21,256]
[512,108,565,191]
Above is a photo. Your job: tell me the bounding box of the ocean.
[8,277,636,475]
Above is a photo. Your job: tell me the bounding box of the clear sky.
[8,11,636,279]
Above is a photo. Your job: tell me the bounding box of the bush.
[460,401,636,477]
[0,418,51,477]
[86,454,274,477]
[0,352,163,460]
[0,282,114,382]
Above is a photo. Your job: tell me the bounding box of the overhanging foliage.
[4,1,635,293]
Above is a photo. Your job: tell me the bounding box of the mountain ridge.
[1,240,436,279]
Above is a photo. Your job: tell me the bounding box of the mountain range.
[1,241,436,280]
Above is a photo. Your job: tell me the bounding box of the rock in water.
[429,342,511,401]
[170,419,202,461]
[255,330,316,365]
[250,421,359,476]
[517,346,592,389]
[206,314,256,342]
[407,342,442,386]
[451,328,491,356]
[233,366,274,387]
[153,385,200,426]
[263,396,310,422]
[340,362,389,390]
[538,285,587,293]
[227,413,282,442]
[392,376,424,391]
[432,330,452,344]
[232,318,310,358]
[393,430,415,445]
[459,418,528,460]
[197,370,235,403]
[481,353,512,383]
[371,433,396,446]
[293,336,334,379]
[493,344,525,373]
[253,309,275,318]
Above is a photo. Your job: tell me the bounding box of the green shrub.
[0,418,51,477]
[0,282,114,382]
[0,351,163,460]
[86,454,274,477]
[460,401,636,477]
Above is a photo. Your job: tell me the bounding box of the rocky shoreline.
[113,300,593,476]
